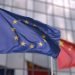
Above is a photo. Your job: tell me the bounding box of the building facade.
[0,0,75,75]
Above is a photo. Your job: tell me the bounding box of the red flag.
[57,39,75,69]
[27,61,52,75]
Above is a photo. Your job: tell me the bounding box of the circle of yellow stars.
[12,19,45,48]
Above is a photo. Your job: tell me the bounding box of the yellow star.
[68,46,72,51]
[14,36,18,40]
[29,63,33,69]
[13,20,17,24]
[38,42,43,47]
[11,28,16,31]
[30,44,34,48]
[60,41,64,47]
[42,35,46,39]
[33,24,37,27]
[20,42,26,46]
[43,39,46,42]
[24,20,29,24]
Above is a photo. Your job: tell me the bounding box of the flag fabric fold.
[0,8,60,58]
[57,39,75,69]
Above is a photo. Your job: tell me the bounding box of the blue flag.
[0,8,60,58]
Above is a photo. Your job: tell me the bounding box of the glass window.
[64,0,69,8]
[0,0,4,4]
[4,7,11,11]
[34,1,46,13]
[72,20,75,31]
[53,0,64,6]
[47,0,52,3]
[60,30,67,39]
[34,13,46,23]
[66,30,74,43]
[54,6,64,17]
[71,31,75,43]
[12,8,26,16]
[70,0,75,9]
[65,19,72,30]
[71,67,75,72]
[25,53,33,69]
[72,73,75,75]
[47,15,53,26]
[24,70,28,75]
[15,70,23,75]
[13,0,26,9]
[26,11,33,18]
[70,10,75,19]
[27,0,33,10]
[0,54,6,66]
[54,16,65,29]
[35,0,46,2]
[57,72,70,75]
[7,54,24,69]
[33,54,49,69]
[25,53,33,62]
[64,8,70,18]
[47,4,53,15]
[0,68,14,75]
[5,0,12,6]
[0,5,3,8]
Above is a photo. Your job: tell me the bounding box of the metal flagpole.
[50,57,53,75]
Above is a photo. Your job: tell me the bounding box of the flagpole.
[50,57,53,75]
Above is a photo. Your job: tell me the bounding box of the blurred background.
[0,0,75,75]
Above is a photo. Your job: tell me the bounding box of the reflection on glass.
[34,1,46,13]
[54,6,64,17]
[34,13,46,23]
[13,0,26,8]
[53,0,64,6]
[54,17,65,29]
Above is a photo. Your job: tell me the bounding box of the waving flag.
[57,39,75,69]
[0,8,60,58]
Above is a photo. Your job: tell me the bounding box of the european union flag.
[0,8,60,58]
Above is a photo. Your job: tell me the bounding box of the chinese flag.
[27,61,52,75]
[57,39,75,69]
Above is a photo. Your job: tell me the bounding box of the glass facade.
[0,0,75,75]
